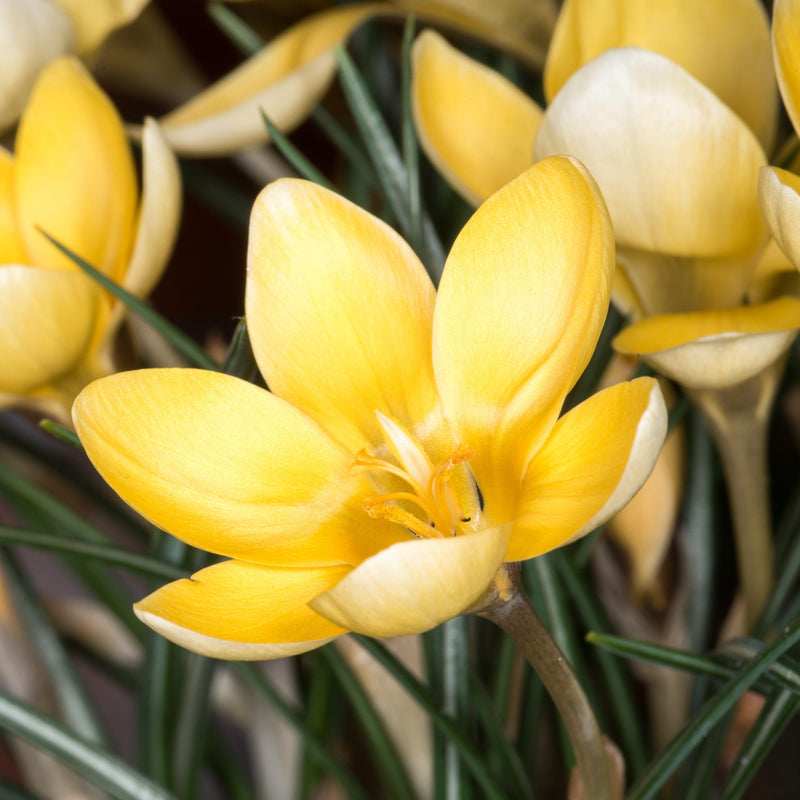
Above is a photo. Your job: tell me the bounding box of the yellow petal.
[135,559,349,660]
[411,29,542,206]
[310,523,511,638]
[72,369,408,567]
[432,157,614,520]
[544,0,777,150]
[613,298,800,389]
[0,0,73,130]
[0,266,97,395]
[0,149,26,263]
[507,378,666,561]
[15,56,137,281]
[536,48,767,311]
[158,5,381,156]
[246,179,440,455]
[773,0,800,136]
[758,167,800,272]
[50,0,148,54]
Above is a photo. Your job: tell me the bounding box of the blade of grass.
[442,616,471,800]
[37,420,82,450]
[312,105,377,185]
[401,16,422,253]
[37,230,218,371]
[207,2,264,55]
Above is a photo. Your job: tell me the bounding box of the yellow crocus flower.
[0,0,150,130]
[72,157,666,659]
[0,56,181,420]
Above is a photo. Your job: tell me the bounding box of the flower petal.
[773,0,800,136]
[0,149,26,263]
[613,298,800,389]
[412,29,542,206]
[73,369,408,567]
[157,6,379,156]
[536,49,767,313]
[544,0,777,149]
[0,266,97,395]
[507,378,666,561]
[15,56,137,281]
[310,523,511,637]
[432,156,614,520]
[50,0,148,54]
[758,167,800,272]
[135,559,349,660]
[0,0,73,130]
[246,179,440,455]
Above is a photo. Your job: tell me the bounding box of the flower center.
[351,411,477,538]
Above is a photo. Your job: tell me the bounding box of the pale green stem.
[472,565,614,800]
[688,369,779,629]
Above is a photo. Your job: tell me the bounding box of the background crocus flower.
[72,157,666,660]
[155,0,556,157]
[0,56,181,420]
[0,0,150,130]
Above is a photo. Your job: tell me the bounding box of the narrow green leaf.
[37,229,219,372]
[352,635,509,800]
[235,662,373,800]
[625,616,800,800]
[312,105,377,185]
[301,653,335,797]
[222,318,260,383]
[0,552,108,748]
[0,526,189,582]
[320,646,419,800]
[0,688,176,800]
[441,616,471,800]
[401,15,422,254]
[38,420,83,450]
[207,2,263,55]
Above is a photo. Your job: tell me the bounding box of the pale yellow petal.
[310,523,511,637]
[536,49,767,312]
[134,559,349,660]
[0,266,97,395]
[773,0,800,136]
[15,56,137,281]
[759,167,800,272]
[73,369,408,567]
[0,149,26,263]
[411,29,542,206]
[0,0,73,130]
[50,0,148,54]
[613,298,800,389]
[246,179,440,456]
[507,378,666,561]
[158,6,382,157]
[432,157,614,520]
[544,0,776,149]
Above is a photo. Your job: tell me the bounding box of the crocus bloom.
[73,157,666,659]
[412,0,775,208]
[155,0,556,156]
[0,56,181,419]
[0,0,150,130]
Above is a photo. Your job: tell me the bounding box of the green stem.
[688,371,777,628]
[474,566,614,800]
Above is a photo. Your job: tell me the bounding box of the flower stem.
[472,566,615,800]
[688,369,778,629]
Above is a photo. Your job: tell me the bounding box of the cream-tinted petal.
[15,56,137,281]
[507,378,666,561]
[411,29,542,206]
[773,0,800,136]
[0,266,97,395]
[544,0,776,149]
[759,167,800,271]
[433,157,614,519]
[536,49,767,290]
[157,6,381,156]
[310,523,511,637]
[134,559,349,660]
[246,179,440,455]
[613,298,800,389]
[73,369,408,567]
[0,0,73,130]
[50,0,148,54]
[0,148,26,263]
